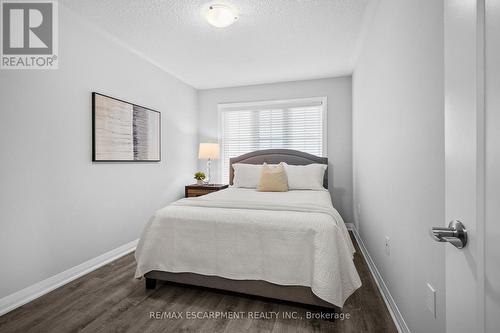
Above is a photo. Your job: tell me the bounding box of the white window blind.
[219,98,326,183]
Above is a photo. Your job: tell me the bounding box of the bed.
[135,149,361,310]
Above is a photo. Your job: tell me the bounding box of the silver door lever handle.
[430,220,467,249]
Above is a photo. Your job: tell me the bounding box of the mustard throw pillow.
[257,162,288,192]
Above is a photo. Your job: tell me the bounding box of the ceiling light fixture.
[203,3,239,28]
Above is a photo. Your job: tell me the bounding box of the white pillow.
[232,163,262,188]
[283,163,327,190]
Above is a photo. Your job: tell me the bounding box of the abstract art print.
[92,93,161,161]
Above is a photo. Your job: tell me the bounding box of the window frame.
[217,97,328,183]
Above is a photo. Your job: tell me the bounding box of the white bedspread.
[134,188,361,307]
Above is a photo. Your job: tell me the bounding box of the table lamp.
[198,143,220,184]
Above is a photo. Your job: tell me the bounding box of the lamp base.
[206,158,212,185]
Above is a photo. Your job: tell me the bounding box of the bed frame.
[229,149,328,188]
[144,149,337,310]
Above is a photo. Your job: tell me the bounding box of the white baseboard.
[345,223,410,333]
[0,239,138,317]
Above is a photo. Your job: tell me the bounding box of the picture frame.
[92,92,161,162]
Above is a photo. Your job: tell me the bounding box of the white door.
[484,1,500,331]
[443,0,499,332]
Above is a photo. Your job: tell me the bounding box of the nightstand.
[185,184,229,198]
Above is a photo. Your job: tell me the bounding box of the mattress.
[134,187,361,307]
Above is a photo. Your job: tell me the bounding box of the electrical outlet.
[384,236,390,256]
[426,283,436,317]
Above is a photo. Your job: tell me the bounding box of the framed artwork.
[92,92,161,161]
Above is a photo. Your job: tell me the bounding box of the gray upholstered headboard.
[229,149,328,189]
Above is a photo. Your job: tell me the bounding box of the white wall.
[352,1,445,333]
[0,6,198,298]
[198,77,354,223]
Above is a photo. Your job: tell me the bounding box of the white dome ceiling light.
[203,3,239,28]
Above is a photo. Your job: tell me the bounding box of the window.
[219,97,327,183]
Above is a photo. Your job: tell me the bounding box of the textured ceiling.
[64,0,370,89]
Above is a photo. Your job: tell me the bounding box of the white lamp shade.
[198,143,220,160]
[204,4,238,28]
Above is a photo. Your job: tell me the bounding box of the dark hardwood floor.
[0,233,398,333]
